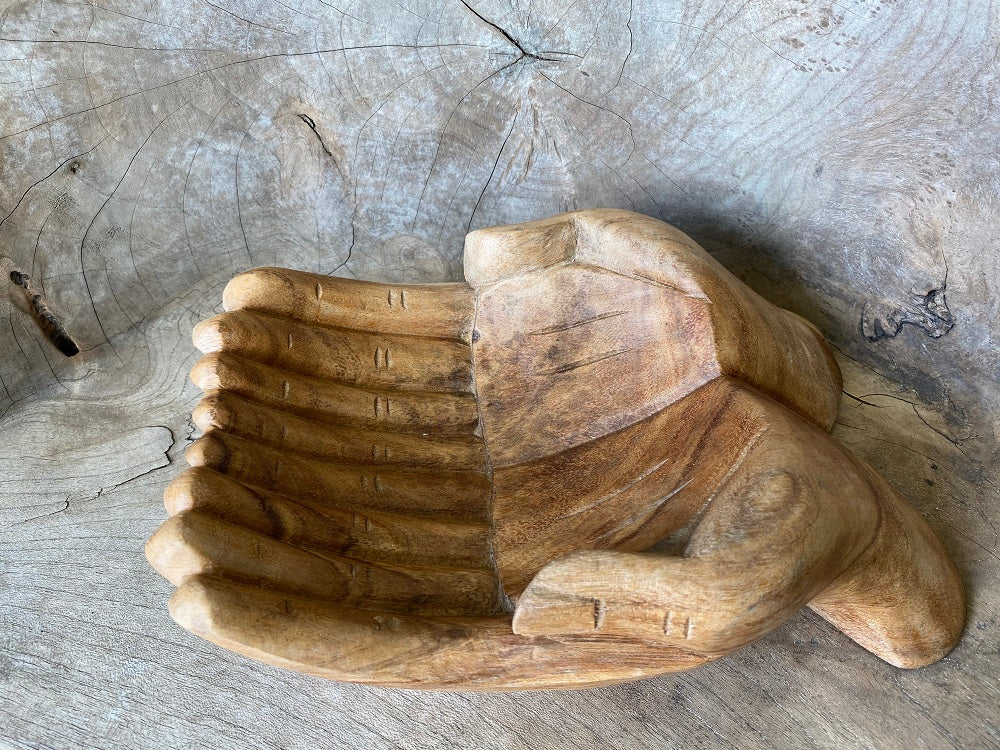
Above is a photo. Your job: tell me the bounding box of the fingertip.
[146,512,215,586]
[512,552,613,636]
[463,214,576,288]
[190,353,224,392]
[192,315,227,353]
[164,467,227,516]
[191,393,232,434]
[222,267,291,313]
[164,469,198,515]
[185,433,231,473]
[169,575,218,637]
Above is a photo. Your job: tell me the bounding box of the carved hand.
[146,210,964,690]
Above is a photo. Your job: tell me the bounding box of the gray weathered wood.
[1,0,997,747]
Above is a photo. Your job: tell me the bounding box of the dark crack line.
[0,37,217,52]
[98,260,135,344]
[538,72,637,161]
[348,56,457,273]
[869,435,939,465]
[458,0,527,55]
[234,132,252,265]
[467,102,520,232]
[857,392,968,448]
[650,18,735,54]
[97,438,175,494]
[298,113,335,160]
[642,154,693,197]
[623,75,688,112]
[179,93,236,279]
[73,79,208,357]
[202,0,294,36]
[155,424,178,457]
[750,32,802,70]
[327,227,355,276]
[77,113,176,360]
[537,49,583,59]
[270,0,324,25]
[949,492,1000,555]
[411,54,523,228]
[7,315,31,377]
[15,499,70,525]
[829,342,884,378]
[457,0,559,61]
[14,442,174,525]
[842,390,881,407]
[78,2,185,31]
[125,172,167,306]
[0,139,106,229]
[614,0,634,91]
[0,362,12,402]
[536,0,577,46]
[891,669,966,747]
[30,192,59,298]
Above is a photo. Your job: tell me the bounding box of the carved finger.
[463,213,577,287]
[190,352,480,435]
[513,551,798,655]
[185,431,491,521]
[222,267,474,341]
[168,576,712,689]
[146,510,503,616]
[193,310,473,394]
[164,467,493,569]
[514,470,861,655]
[192,391,486,472]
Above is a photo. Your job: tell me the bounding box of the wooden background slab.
[1,1,997,747]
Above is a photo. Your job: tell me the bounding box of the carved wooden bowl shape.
[146,209,964,690]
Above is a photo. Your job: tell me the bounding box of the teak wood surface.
[146,210,965,690]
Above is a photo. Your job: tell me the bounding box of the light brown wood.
[146,209,964,689]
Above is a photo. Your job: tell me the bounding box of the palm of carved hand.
[147,210,963,690]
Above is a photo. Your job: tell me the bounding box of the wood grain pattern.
[146,210,965,689]
[2,0,997,745]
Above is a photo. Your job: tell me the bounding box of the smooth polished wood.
[146,209,964,690]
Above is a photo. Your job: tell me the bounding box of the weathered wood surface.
[0,0,997,746]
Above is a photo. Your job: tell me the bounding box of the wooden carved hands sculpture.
[146,210,964,690]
